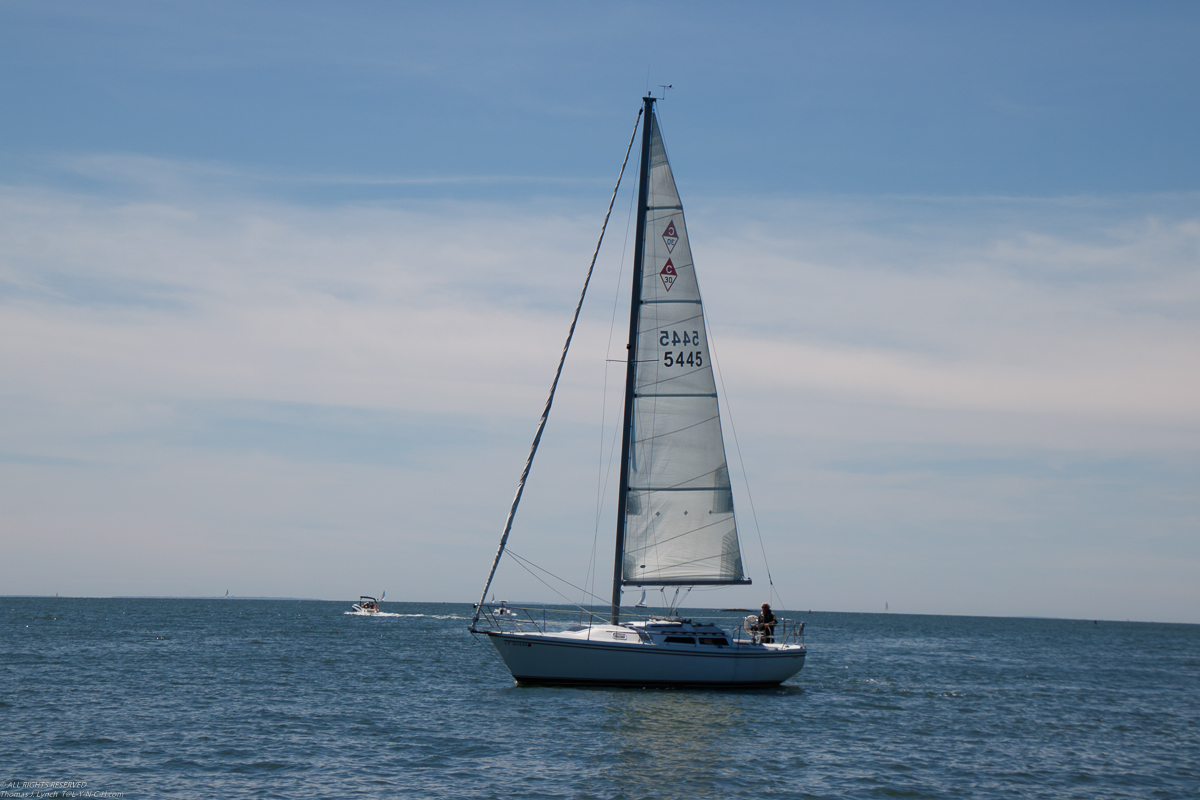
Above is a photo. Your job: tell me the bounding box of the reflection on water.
[601,691,757,798]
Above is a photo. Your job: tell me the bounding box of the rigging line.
[665,586,691,615]
[586,360,616,607]
[587,144,643,608]
[585,359,606,607]
[587,124,643,608]
[471,107,644,630]
[507,549,610,611]
[706,318,779,603]
[640,291,667,579]
[506,557,596,621]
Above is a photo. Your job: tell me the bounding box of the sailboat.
[469,95,806,687]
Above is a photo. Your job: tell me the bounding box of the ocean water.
[2,599,1198,799]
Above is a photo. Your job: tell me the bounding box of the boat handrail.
[732,615,806,645]
[473,602,806,645]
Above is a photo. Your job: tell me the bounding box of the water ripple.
[2,599,1197,798]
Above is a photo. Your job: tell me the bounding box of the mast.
[610,95,656,625]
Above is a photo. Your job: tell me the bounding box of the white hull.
[485,628,805,687]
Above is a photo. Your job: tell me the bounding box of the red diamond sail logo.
[662,220,679,253]
[659,259,677,292]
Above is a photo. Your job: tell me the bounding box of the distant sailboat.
[469,95,806,687]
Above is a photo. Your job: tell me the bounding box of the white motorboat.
[352,595,380,614]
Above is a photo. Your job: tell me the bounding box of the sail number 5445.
[660,330,700,346]
[664,350,702,367]
[661,330,703,368]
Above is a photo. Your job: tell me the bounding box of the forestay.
[621,112,749,587]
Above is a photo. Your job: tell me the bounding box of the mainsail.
[619,112,749,587]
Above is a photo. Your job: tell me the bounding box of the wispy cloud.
[1,168,1197,619]
[690,195,1200,442]
[15,153,610,198]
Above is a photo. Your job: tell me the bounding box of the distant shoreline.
[3,596,1195,626]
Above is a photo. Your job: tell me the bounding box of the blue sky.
[1,2,1198,622]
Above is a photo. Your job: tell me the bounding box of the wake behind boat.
[469,95,805,687]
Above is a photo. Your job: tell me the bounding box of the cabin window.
[663,636,696,644]
[698,637,729,646]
